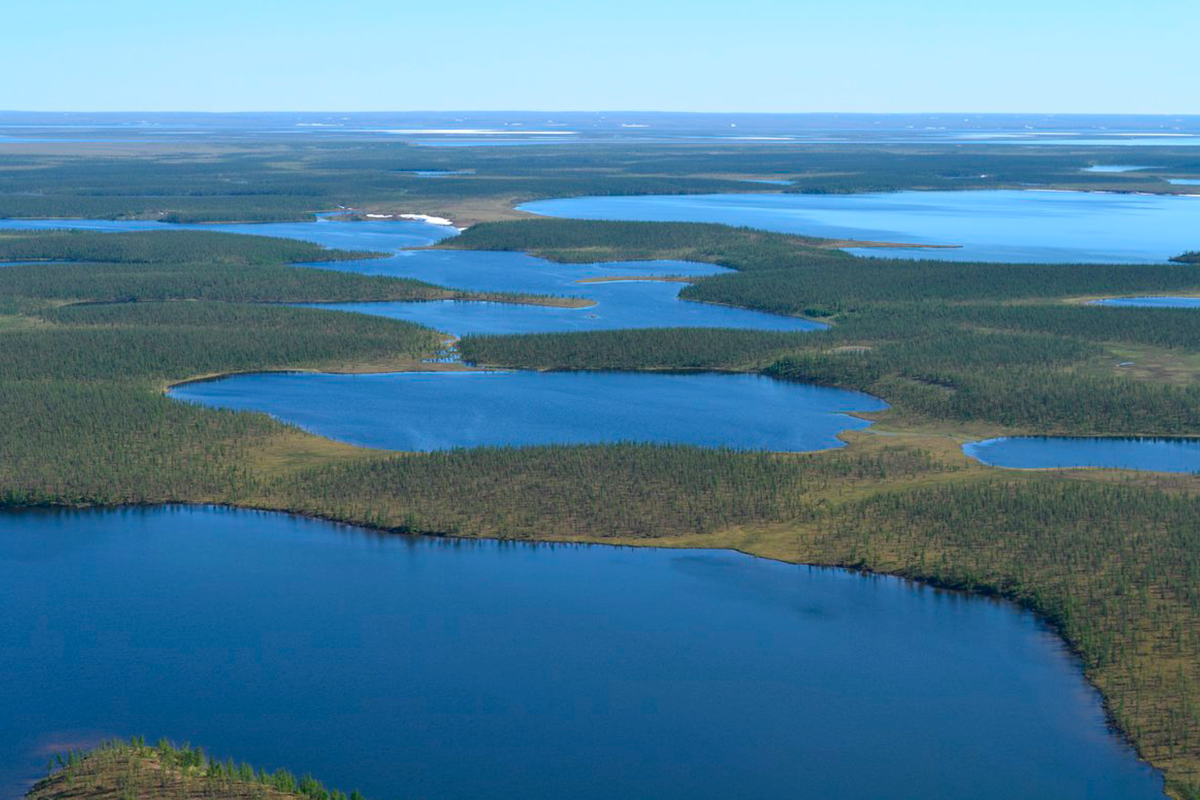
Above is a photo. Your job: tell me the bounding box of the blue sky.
[3,0,1196,113]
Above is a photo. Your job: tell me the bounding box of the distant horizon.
[3,110,1200,118]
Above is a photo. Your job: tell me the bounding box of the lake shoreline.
[2,496,1166,796]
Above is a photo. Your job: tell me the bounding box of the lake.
[1080,165,1160,173]
[1091,297,1200,308]
[169,371,884,452]
[297,248,821,334]
[519,190,1200,263]
[0,506,1165,800]
[964,437,1200,472]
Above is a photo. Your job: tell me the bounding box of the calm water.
[1092,297,1200,308]
[520,190,1200,263]
[169,371,884,451]
[1080,165,1159,173]
[964,437,1200,472]
[0,506,1165,800]
[301,250,819,335]
[1169,178,1200,186]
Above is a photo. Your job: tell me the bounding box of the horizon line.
[2,109,1199,118]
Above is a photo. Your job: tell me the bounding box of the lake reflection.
[0,506,1166,800]
[964,436,1200,472]
[170,370,884,452]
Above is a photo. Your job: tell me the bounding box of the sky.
[3,0,1197,114]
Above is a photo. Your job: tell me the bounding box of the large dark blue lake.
[0,506,1165,800]
[169,371,883,451]
[519,190,1200,263]
[964,436,1200,472]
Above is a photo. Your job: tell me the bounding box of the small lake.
[1091,297,1200,308]
[169,371,884,452]
[1169,178,1200,186]
[520,190,1200,263]
[301,249,820,335]
[964,437,1200,472]
[0,506,1165,800]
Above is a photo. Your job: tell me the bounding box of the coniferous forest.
[3,134,1200,798]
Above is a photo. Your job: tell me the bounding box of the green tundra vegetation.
[0,228,377,264]
[0,229,585,307]
[28,738,371,800]
[459,328,811,371]
[3,142,1200,797]
[1,138,1197,224]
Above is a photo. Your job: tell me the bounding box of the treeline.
[680,259,1200,312]
[0,227,599,307]
[459,328,811,370]
[0,229,377,265]
[2,303,441,380]
[444,218,837,262]
[1175,251,1200,264]
[770,349,1200,433]
[0,260,456,305]
[820,478,1200,791]
[270,443,943,540]
[0,379,276,506]
[30,736,371,800]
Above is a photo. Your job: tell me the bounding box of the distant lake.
[300,249,820,335]
[520,190,1200,263]
[1169,178,1200,186]
[169,371,884,452]
[1091,297,1200,308]
[0,506,1166,800]
[964,437,1200,472]
[1080,165,1160,173]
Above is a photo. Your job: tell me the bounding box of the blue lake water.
[1080,165,1160,173]
[169,371,884,452]
[1092,297,1200,308]
[0,506,1165,800]
[964,437,1200,472]
[520,190,1200,263]
[300,249,820,335]
[1169,178,1200,186]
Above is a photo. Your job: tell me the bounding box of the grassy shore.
[27,739,369,800]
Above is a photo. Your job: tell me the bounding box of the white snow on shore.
[397,213,456,226]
